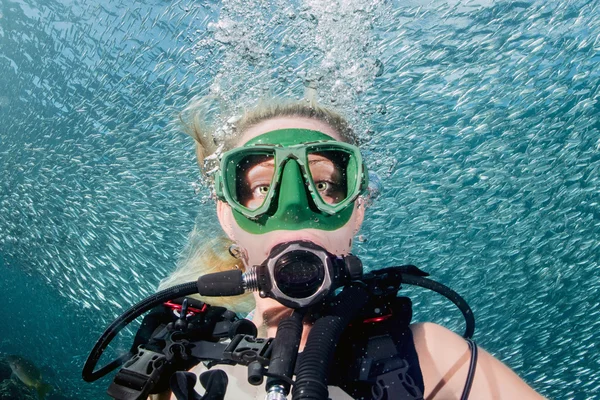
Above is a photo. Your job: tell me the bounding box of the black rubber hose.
[266,309,305,394]
[400,273,475,338]
[460,338,478,400]
[292,284,369,400]
[196,269,245,296]
[83,270,246,382]
[82,281,198,382]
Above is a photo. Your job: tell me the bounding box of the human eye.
[253,184,271,197]
[315,181,333,192]
[235,154,275,209]
[314,180,346,204]
[308,151,349,205]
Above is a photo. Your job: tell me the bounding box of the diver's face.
[238,152,346,209]
[216,116,365,268]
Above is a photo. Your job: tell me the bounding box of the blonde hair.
[159,97,356,314]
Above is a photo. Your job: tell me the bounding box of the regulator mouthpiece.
[243,241,363,309]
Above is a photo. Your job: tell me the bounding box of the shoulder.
[411,321,468,356]
[410,322,471,399]
[411,322,473,372]
[410,322,546,400]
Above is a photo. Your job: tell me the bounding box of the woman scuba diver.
[138,96,545,400]
[82,97,546,399]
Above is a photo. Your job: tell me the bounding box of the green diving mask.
[214,128,369,234]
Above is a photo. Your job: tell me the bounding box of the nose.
[274,159,315,224]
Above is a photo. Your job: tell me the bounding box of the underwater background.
[0,0,599,398]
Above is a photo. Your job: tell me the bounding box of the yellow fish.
[6,355,52,399]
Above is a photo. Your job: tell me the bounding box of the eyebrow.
[308,159,333,165]
[251,158,335,168]
[256,160,275,167]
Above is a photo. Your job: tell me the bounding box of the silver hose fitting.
[243,266,259,291]
[265,384,287,400]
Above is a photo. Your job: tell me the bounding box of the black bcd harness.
[83,265,476,400]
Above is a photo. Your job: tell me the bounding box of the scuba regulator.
[244,241,362,308]
[83,241,476,400]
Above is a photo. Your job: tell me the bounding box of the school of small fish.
[0,0,598,398]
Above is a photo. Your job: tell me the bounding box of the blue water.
[1,0,599,398]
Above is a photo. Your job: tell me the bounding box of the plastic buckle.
[164,300,207,316]
[107,347,167,400]
[223,334,273,366]
[371,359,422,400]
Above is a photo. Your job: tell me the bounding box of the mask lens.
[274,250,325,299]
[307,147,356,205]
[225,151,275,211]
